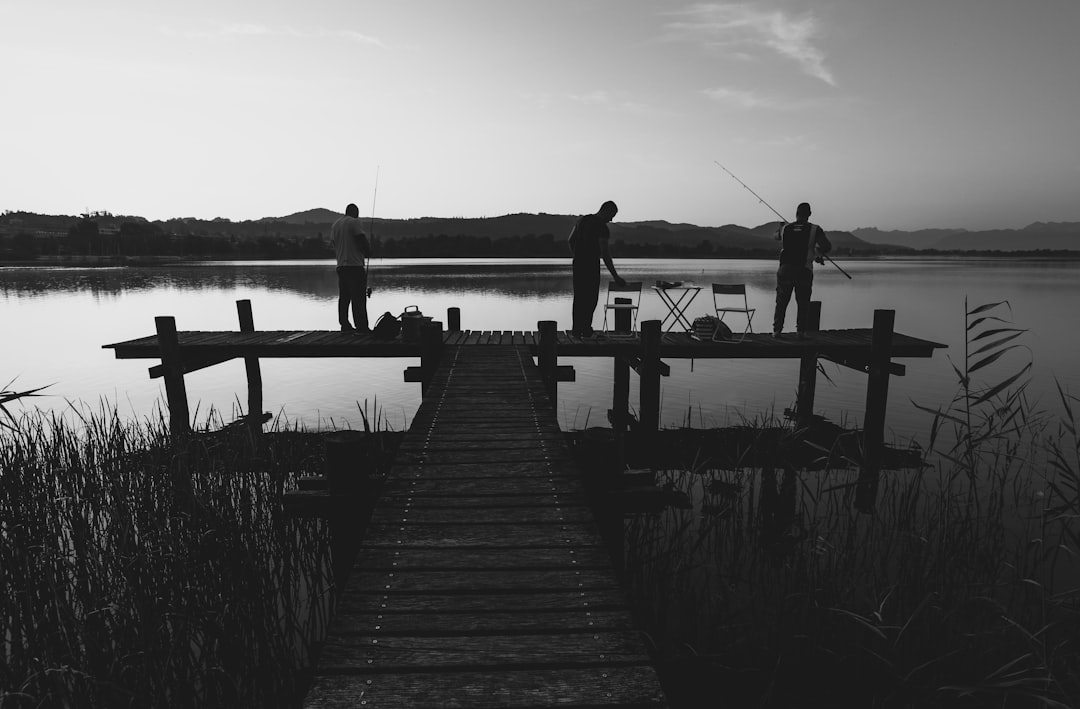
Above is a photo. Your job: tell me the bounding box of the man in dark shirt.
[568,200,625,337]
[773,202,832,339]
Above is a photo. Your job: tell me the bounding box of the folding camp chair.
[602,281,642,332]
[712,284,756,341]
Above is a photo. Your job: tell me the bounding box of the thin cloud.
[701,86,795,110]
[664,3,836,86]
[567,90,654,115]
[165,23,384,47]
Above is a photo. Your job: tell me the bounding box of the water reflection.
[3,258,1078,439]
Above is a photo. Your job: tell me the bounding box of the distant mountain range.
[852,222,1080,251]
[272,210,1080,253]
[4,209,1079,253]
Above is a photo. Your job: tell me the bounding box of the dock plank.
[305,666,667,708]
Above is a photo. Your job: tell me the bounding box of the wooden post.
[639,320,661,433]
[155,316,190,436]
[447,307,461,333]
[611,298,631,433]
[324,430,371,584]
[236,299,263,431]
[538,320,558,404]
[856,309,895,513]
[795,301,822,425]
[419,320,444,396]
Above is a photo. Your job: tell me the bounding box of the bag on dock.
[372,311,401,339]
[692,315,732,341]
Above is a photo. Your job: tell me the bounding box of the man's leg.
[773,267,795,333]
[572,262,600,334]
[336,268,353,329]
[794,273,813,333]
[351,268,369,332]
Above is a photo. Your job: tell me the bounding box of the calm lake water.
[2,257,1077,446]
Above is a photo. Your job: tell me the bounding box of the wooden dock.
[101,300,947,702]
[301,345,669,707]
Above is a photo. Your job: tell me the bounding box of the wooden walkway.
[302,345,668,708]
[105,327,942,360]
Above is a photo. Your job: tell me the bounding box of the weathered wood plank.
[336,589,627,615]
[369,505,595,525]
[353,546,610,570]
[362,523,600,548]
[315,631,651,672]
[382,478,581,496]
[376,494,589,510]
[393,450,573,464]
[350,568,620,594]
[328,609,635,636]
[304,666,668,708]
[387,461,579,478]
[396,439,566,453]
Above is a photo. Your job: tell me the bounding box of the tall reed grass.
[615,302,1080,708]
[1,403,333,708]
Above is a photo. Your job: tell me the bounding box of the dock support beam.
[795,301,822,425]
[856,309,895,513]
[155,316,190,436]
[639,320,661,432]
[447,307,461,333]
[419,320,444,396]
[610,298,632,433]
[236,299,263,432]
[538,320,558,404]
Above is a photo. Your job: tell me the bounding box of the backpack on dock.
[372,311,401,339]
[692,315,733,341]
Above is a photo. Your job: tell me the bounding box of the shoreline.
[4,251,1080,268]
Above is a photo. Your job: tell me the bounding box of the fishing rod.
[366,165,379,297]
[713,160,852,279]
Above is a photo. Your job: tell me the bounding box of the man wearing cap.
[568,200,625,337]
[330,203,371,332]
[773,202,832,339]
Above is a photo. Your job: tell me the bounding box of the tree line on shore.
[2,210,1077,262]
[0,214,804,261]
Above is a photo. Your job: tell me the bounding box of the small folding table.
[652,283,702,332]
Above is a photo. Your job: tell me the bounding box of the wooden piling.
[795,301,822,425]
[154,316,190,436]
[856,309,895,513]
[447,306,461,332]
[538,320,558,403]
[639,320,661,432]
[419,320,444,396]
[236,299,263,431]
[611,298,632,433]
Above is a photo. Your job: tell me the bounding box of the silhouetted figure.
[773,202,832,339]
[331,203,371,332]
[568,200,625,337]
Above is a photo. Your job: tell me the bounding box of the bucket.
[400,306,425,342]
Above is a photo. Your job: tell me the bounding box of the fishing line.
[714,160,852,279]
[366,165,379,297]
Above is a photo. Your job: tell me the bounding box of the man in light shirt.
[773,202,832,339]
[330,203,371,332]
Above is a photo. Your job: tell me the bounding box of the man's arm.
[353,224,371,259]
[600,241,625,286]
[816,229,832,254]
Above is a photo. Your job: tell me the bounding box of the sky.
[2,0,1078,231]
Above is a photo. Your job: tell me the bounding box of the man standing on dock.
[568,200,625,337]
[331,203,372,332]
[773,202,832,339]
